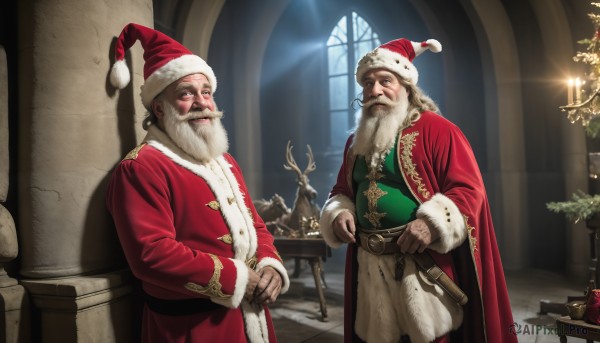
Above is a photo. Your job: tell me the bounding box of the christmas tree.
[547,190,600,222]
[574,2,600,133]
[574,3,600,79]
[548,2,600,220]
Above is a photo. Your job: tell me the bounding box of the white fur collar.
[142,125,258,260]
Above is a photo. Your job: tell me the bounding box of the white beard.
[352,95,409,164]
[161,101,229,163]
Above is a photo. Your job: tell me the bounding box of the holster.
[412,252,468,306]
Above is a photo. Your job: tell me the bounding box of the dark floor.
[270,261,588,343]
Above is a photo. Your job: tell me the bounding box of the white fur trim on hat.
[425,39,442,53]
[140,54,217,109]
[356,38,442,86]
[110,59,131,89]
[413,39,442,56]
[356,47,419,86]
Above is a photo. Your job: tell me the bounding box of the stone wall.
[13,0,152,341]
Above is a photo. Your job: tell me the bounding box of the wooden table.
[556,316,600,342]
[274,238,331,321]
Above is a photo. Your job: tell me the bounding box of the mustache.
[174,109,224,122]
[361,97,394,109]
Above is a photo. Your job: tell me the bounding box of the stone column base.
[21,270,135,343]
[0,279,30,343]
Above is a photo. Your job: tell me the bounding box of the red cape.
[328,112,516,342]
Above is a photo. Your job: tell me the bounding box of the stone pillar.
[0,43,30,343]
[17,0,150,278]
[0,47,7,202]
[17,0,152,341]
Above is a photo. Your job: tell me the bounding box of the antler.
[284,140,303,177]
[284,140,317,177]
[304,144,316,175]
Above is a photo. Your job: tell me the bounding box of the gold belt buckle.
[246,256,257,269]
[366,233,386,255]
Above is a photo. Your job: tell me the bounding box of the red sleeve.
[428,120,486,215]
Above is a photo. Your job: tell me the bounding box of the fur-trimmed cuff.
[319,194,355,248]
[256,257,290,294]
[416,193,467,254]
[212,259,248,308]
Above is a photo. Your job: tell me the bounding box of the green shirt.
[353,139,419,229]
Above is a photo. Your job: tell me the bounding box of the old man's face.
[152,73,228,161]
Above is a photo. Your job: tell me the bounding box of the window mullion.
[346,12,356,130]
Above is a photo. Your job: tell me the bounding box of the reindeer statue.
[279,140,321,237]
[253,194,290,234]
[279,141,324,279]
[254,193,290,222]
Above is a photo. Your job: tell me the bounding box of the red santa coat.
[320,111,516,342]
[106,126,289,343]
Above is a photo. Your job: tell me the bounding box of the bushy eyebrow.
[174,82,212,93]
[378,71,394,78]
[363,71,395,84]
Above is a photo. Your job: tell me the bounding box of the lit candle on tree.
[576,77,582,103]
[568,78,574,104]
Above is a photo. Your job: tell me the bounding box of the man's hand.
[397,218,439,254]
[332,211,356,244]
[245,269,261,302]
[253,267,282,305]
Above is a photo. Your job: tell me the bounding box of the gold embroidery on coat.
[363,183,387,227]
[218,234,233,244]
[464,215,477,252]
[400,132,431,199]
[364,210,387,228]
[246,256,257,269]
[361,150,391,228]
[122,143,147,161]
[206,201,220,210]
[184,254,231,299]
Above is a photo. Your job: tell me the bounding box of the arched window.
[326,11,380,149]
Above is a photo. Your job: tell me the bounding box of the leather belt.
[143,291,225,316]
[357,225,406,255]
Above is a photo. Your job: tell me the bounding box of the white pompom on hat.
[356,38,442,86]
[110,23,217,109]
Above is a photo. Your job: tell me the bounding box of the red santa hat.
[110,23,217,109]
[356,38,442,86]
